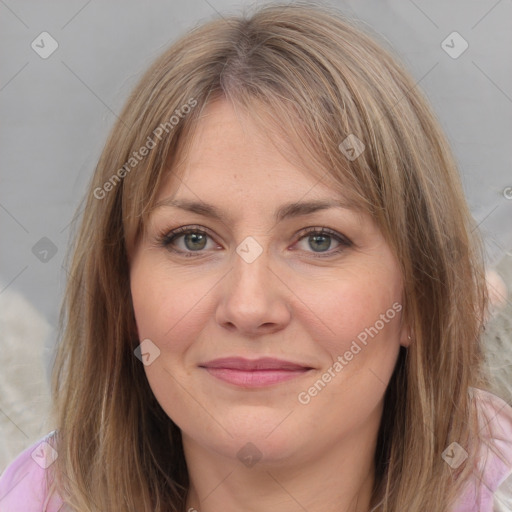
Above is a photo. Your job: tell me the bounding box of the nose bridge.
[231,235,273,302]
[215,234,291,333]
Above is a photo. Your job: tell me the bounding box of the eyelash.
[155,224,352,259]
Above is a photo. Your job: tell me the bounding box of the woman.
[1,3,511,511]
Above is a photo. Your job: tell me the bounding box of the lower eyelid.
[296,235,344,249]
[163,230,350,257]
[166,232,218,251]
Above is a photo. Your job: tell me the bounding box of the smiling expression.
[129,98,410,465]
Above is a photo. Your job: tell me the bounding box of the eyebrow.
[151,198,357,223]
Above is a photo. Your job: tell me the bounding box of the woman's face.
[129,98,410,467]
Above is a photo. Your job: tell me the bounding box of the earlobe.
[398,322,413,347]
[402,332,413,348]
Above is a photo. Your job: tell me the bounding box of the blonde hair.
[48,2,494,510]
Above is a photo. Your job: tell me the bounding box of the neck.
[183,411,380,512]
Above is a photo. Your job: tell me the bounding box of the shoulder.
[451,388,512,511]
[0,431,64,512]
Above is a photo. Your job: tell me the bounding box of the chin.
[215,422,306,466]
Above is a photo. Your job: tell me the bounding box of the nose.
[215,242,292,337]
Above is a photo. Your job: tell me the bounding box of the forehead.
[156,98,362,208]
[168,99,298,182]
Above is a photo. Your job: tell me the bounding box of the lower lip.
[202,367,311,387]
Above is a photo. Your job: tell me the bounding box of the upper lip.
[199,357,313,371]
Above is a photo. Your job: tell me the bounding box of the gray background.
[0,0,511,466]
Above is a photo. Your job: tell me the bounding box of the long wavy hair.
[47,2,494,510]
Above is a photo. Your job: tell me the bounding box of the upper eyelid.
[165,224,344,237]
[162,225,351,247]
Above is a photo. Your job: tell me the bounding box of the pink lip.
[199,357,313,387]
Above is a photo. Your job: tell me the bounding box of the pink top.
[1,388,511,511]
[450,387,512,510]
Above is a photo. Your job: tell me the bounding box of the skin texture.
[129,99,412,512]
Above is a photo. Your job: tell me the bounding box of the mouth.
[199,357,314,387]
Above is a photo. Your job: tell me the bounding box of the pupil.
[310,234,330,252]
[185,233,206,250]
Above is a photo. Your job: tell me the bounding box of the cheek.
[129,262,211,431]
[130,266,172,340]
[295,279,403,433]
[129,260,213,353]
[300,271,403,356]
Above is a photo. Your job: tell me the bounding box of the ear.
[398,308,413,347]
[397,293,413,347]
[400,329,413,348]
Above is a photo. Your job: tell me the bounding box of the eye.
[157,225,219,257]
[294,227,352,257]
[156,225,352,258]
